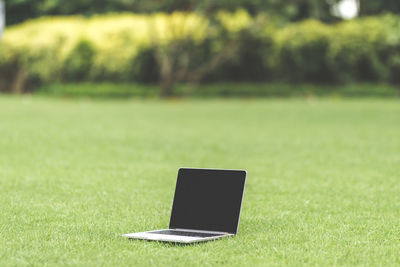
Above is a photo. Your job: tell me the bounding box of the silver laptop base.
[123,228,233,244]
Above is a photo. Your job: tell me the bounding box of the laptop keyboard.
[148,230,223,238]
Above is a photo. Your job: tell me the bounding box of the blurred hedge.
[1,12,400,93]
[39,83,399,98]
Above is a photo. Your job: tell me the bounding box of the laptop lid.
[169,168,247,234]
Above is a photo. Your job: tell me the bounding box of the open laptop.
[123,168,247,243]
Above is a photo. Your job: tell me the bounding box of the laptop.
[123,168,247,243]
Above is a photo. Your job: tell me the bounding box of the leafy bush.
[39,82,399,98]
[63,39,95,82]
[272,14,400,84]
[1,12,400,93]
[0,12,209,91]
[274,20,333,83]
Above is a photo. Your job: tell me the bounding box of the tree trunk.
[11,67,26,94]
[159,77,174,98]
[156,48,176,98]
[357,0,366,16]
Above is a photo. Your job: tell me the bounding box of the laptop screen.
[169,168,246,234]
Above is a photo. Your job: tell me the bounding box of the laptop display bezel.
[168,167,247,235]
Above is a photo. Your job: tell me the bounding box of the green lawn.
[0,97,399,266]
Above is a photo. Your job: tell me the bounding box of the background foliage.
[5,0,400,26]
[1,11,400,94]
[4,0,338,25]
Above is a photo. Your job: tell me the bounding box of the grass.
[0,96,399,266]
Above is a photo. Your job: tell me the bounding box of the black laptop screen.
[169,168,246,234]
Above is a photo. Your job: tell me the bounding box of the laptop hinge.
[171,228,232,235]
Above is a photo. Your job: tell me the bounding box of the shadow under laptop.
[127,236,234,246]
[128,238,208,246]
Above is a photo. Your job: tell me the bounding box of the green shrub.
[208,30,272,82]
[1,12,400,92]
[267,14,400,85]
[327,16,390,83]
[127,46,159,83]
[63,39,95,82]
[39,82,400,98]
[0,13,210,90]
[274,20,334,83]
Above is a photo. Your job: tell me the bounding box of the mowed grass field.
[0,97,399,266]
